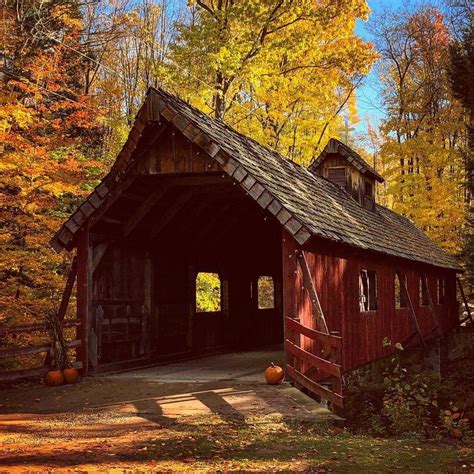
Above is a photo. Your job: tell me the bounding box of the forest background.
[0,0,472,334]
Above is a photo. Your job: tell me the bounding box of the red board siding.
[282,232,459,372]
[343,255,457,369]
[282,232,346,371]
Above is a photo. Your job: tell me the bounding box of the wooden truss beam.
[123,183,171,237]
[423,277,442,337]
[296,250,329,334]
[149,190,194,241]
[91,243,109,273]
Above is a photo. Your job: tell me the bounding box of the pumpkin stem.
[270,362,275,367]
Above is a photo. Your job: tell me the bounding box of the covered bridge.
[51,87,462,409]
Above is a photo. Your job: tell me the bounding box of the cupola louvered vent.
[327,167,347,189]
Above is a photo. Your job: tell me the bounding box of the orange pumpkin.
[46,370,64,386]
[264,362,284,385]
[63,367,79,384]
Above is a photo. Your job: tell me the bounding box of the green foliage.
[257,276,274,309]
[195,272,221,313]
[381,359,439,436]
[441,402,470,439]
[345,347,473,439]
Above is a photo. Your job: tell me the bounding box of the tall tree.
[374,7,468,255]
[0,0,106,331]
[167,0,376,165]
[447,0,473,290]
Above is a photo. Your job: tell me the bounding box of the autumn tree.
[0,0,106,332]
[167,0,376,165]
[374,7,468,255]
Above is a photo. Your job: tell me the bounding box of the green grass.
[119,414,473,472]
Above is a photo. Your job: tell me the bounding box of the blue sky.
[354,0,399,137]
[354,0,440,137]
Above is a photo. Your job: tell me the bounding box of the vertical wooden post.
[282,232,300,378]
[187,265,195,351]
[77,226,92,376]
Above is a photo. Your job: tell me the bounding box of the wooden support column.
[77,226,92,376]
[282,233,301,378]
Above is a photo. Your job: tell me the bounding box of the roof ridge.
[50,85,460,271]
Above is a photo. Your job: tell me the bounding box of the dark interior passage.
[91,173,284,369]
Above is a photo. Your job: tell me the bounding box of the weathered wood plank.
[0,320,80,336]
[0,340,81,358]
[284,339,341,377]
[285,318,341,350]
[0,361,83,382]
[286,364,343,408]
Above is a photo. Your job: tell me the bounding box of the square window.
[257,276,275,309]
[365,180,374,198]
[419,276,429,306]
[360,269,378,311]
[195,272,221,312]
[395,272,408,309]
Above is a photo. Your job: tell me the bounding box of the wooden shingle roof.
[51,87,460,271]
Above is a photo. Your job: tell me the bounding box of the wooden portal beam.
[123,183,170,237]
[149,190,194,241]
[457,277,473,324]
[166,174,229,187]
[397,270,426,350]
[296,250,329,334]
